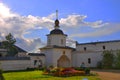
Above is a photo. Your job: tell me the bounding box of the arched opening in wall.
[34,60,37,66]
[34,59,43,68]
[57,54,70,67]
[38,60,43,68]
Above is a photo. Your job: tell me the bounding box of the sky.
[0,0,120,52]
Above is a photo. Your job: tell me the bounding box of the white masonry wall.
[29,56,45,68]
[47,34,67,47]
[52,48,72,67]
[0,60,31,71]
[72,41,120,67]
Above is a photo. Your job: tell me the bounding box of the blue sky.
[0,0,120,52]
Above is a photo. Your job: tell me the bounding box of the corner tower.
[47,10,67,46]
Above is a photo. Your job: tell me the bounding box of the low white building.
[0,43,46,71]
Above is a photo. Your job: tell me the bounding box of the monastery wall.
[72,41,120,67]
[0,60,31,71]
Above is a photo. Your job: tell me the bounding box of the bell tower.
[47,10,67,47]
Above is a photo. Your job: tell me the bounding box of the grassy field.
[3,70,101,80]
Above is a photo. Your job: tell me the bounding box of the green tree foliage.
[102,50,114,69]
[114,50,120,69]
[2,33,18,56]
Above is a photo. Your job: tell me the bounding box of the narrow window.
[0,54,2,57]
[34,60,37,65]
[63,51,65,54]
[88,58,91,64]
[61,39,63,45]
[84,47,87,51]
[48,39,51,45]
[103,46,105,50]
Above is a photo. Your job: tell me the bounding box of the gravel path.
[92,70,120,80]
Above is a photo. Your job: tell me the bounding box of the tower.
[40,10,73,67]
[47,10,67,47]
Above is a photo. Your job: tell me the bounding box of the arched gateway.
[57,54,70,67]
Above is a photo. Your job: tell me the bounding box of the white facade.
[47,34,67,47]
[0,60,30,71]
[41,47,72,67]
[0,53,46,71]
[40,19,73,67]
[29,55,45,68]
[72,41,120,67]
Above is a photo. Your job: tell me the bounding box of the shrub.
[85,68,90,75]
[52,67,85,77]
[102,50,114,69]
[74,67,84,71]
[97,61,103,69]
[43,67,85,77]
[114,50,120,69]
[0,69,5,80]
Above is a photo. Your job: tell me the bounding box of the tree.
[114,50,120,69]
[2,33,18,56]
[102,50,114,69]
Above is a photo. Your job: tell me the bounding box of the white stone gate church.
[40,12,120,68]
[40,18,74,67]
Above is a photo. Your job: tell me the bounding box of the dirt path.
[92,70,120,80]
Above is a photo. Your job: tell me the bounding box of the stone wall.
[0,60,31,71]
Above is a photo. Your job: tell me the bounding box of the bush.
[97,61,103,69]
[85,68,90,75]
[114,50,120,69]
[102,50,114,69]
[43,67,85,77]
[0,69,5,80]
[74,67,84,71]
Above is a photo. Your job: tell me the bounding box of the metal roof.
[0,57,30,60]
[28,53,45,56]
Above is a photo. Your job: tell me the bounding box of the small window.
[84,47,87,51]
[34,60,37,65]
[103,46,105,50]
[88,58,91,64]
[48,39,51,45]
[0,54,2,57]
[61,39,63,44]
[63,51,65,54]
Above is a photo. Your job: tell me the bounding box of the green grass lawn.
[3,70,101,80]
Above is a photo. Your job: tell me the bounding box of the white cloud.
[0,2,120,52]
[60,15,107,28]
[70,23,120,38]
[15,38,45,52]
